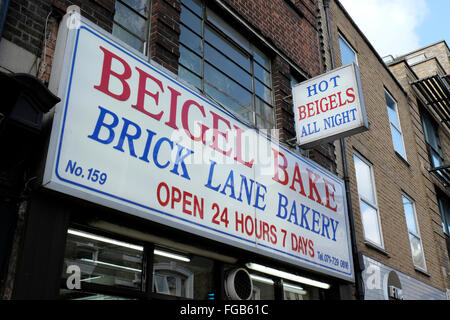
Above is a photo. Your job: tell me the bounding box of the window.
[353,153,384,247]
[60,229,144,300]
[250,274,275,300]
[402,195,427,271]
[179,0,274,129]
[283,281,319,300]
[385,90,407,159]
[421,109,445,169]
[112,0,150,53]
[437,190,450,236]
[0,0,10,39]
[152,246,214,299]
[339,34,357,65]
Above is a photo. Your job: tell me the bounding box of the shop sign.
[44,16,354,282]
[292,63,368,148]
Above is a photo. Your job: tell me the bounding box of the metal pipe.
[323,0,365,300]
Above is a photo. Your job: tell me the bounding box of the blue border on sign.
[54,25,353,277]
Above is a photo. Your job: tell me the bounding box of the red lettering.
[337,91,346,107]
[171,186,182,209]
[94,46,132,101]
[324,178,338,212]
[132,67,164,121]
[270,225,277,244]
[320,97,329,113]
[182,191,192,215]
[289,163,307,196]
[346,87,356,103]
[308,240,315,257]
[157,182,170,207]
[307,102,315,118]
[329,93,338,110]
[164,86,182,129]
[210,111,232,156]
[234,125,254,169]
[307,169,322,205]
[298,105,307,120]
[272,148,289,185]
[181,100,208,142]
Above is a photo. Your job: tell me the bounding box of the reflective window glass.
[113,0,150,53]
[385,91,406,158]
[354,153,383,247]
[250,274,275,300]
[283,282,320,300]
[353,155,376,204]
[360,201,382,246]
[402,195,426,270]
[179,0,273,128]
[153,247,214,299]
[61,229,144,291]
[339,35,357,65]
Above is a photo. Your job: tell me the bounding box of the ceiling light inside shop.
[284,283,307,295]
[250,274,275,285]
[154,249,191,262]
[245,263,330,290]
[68,229,144,251]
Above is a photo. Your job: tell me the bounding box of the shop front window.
[59,228,331,300]
[179,0,274,129]
[152,246,214,299]
[283,281,319,300]
[60,229,144,300]
[250,274,275,300]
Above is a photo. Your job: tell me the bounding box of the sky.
[339,0,450,58]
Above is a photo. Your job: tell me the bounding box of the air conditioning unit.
[225,268,253,300]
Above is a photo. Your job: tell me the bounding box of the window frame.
[353,152,385,249]
[437,190,450,236]
[112,0,151,55]
[420,108,445,168]
[385,89,407,160]
[402,194,427,272]
[178,0,275,129]
[338,33,358,66]
[0,0,10,39]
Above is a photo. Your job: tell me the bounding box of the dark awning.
[411,74,450,131]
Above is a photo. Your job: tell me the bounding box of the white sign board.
[292,63,368,148]
[44,16,354,282]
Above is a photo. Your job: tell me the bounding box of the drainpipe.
[323,0,365,300]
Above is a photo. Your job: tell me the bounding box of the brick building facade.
[0,0,448,301]
[0,0,347,300]
[318,0,449,299]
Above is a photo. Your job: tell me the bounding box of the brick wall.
[323,0,448,293]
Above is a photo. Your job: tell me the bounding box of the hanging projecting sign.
[44,14,354,282]
[292,63,368,148]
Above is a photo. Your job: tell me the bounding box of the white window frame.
[385,90,407,160]
[402,194,427,272]
[353,152,385,249]
[338,33,358,66]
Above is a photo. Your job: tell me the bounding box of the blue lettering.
[276,193,289,219]
[253,182,267,211]
[205,160,221,192]
[113,117,142,157]
[170,144,194,180]
[153,137,173,169]
[88,106,119,144]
